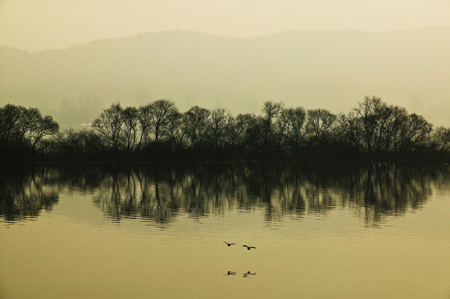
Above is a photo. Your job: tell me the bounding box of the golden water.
[1,164,450,299]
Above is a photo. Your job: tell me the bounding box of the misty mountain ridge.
[1,28,449,128]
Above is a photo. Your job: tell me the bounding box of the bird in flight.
[223,241,236,247]
[243,245,256,250]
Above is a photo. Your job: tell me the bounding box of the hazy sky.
[1,0,450,52]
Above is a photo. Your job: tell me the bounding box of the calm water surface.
[1,163,450,299]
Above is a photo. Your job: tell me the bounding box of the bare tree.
[261,101,285,157]
[121,106,139,160]
[430,127,450,152]
[28,115,59,162]
[206,108,232,153]
[336,111,362,151]
[277,107,306,152]
[352,96,386,157]
[306,108,337,145]
[396,113,432,156]
[138,99,179,160]
[92,103,124,160]
[373,105,408,159]
[165,111,184,158]
[226,113,258,160]
[0,104,23,148]
[344,96,431,160]
[182,106,211,154]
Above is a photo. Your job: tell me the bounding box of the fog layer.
[1,28,449,128]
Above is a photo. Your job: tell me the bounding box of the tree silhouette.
[121,106,139,161]
[306,108,337,145]
[0,104,59,163]
[92,103,124,161]
[182,106,211,159]
[2,95,449,163]
[138,99,179,160]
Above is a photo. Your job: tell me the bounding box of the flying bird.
[223,241,236,247]
[243,245,256,250]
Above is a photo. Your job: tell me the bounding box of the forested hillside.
[1,28,450,128]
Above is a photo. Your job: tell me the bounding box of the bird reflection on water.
[243,271,256,277]
[223,271,256,278]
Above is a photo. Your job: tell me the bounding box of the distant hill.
[1,28,450,128]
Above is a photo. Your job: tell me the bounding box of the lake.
[1,163,450,299]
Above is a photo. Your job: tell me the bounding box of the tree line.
[1,96,450,163]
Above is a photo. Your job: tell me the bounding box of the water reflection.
[243,271,256,277]
[0,166,59,224]
[223,271,256,278]
[1,163,449,226]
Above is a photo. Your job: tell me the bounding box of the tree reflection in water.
[0,166,59,224]
[1,163,449,227]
